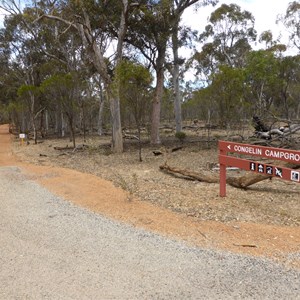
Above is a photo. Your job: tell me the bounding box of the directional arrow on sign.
[227,145,231,150]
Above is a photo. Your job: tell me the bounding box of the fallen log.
[159,163,272,189]
[153,146,183,156]
[54,146,73,150]
[123,133,140,140]
[226,173,272,188]
[72,144,89,152]
[159,164,219,183]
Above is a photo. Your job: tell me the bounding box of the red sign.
[219,141,300,197]
[219,141,300,164]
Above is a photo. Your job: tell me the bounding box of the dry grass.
[13,129,300,227]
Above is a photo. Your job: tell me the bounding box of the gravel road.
[0,165,299,300]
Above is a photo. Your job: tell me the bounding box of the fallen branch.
[153,150,163,156]
[159,163,272,189]
[153,146,183,156]
[72,144,89,152]
[233,243,257,248]
[159,164,219,183]
[226,173,272,188]
[54,146,73,150]
[255,121,300,140]
[123,133,140,141]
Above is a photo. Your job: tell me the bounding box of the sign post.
[19,133,26,146]
[219,141,300,197]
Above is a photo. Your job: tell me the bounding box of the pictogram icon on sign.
[291,171,300,182]
[258,164,264,173]
[266,166,273,175]
[275,167,283,178]
[250,162,256,171]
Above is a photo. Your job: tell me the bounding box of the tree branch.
[34,14,77,31]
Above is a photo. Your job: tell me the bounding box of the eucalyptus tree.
[32,0,139,153]
[116,60,153,161]
[280,1,300,52]
[0,4,50,139]
[277,55,300,119]
[244,50,300,120]
[259,30,287,54]
[195,3,256,77]
[41,72,83,148]
[169,2,217,133]
[190,3,257,126]
[0,27,16,120]
[244,50,282,117]
[126,0,217,144]
[0,0,88,140]
[212,65,247,127]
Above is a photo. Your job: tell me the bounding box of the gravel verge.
[0,166,299,299]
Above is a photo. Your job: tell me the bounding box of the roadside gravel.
[1,166,299,299]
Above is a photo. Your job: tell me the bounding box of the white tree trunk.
[61,111,65,138]
[97,97,104,136]
[172,22,182,133]
[151,65,164,144]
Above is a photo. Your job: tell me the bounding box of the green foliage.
[116,60,153,126]
[40,72,82,114]
[41,73,77,91]
[175,131,186,142]
[116,60,153,87]
[244,50,282,114]
[17,84,40,98]
[182,86,216,122]
[197,3,256,73]
[209,65,248,127]
[281,1,300,50]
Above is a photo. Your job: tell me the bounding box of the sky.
[182,0,294,52]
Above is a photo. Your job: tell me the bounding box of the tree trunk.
[45,110,49,133]
[151,51,165,145]
[32,115,37,145]
[296,102,300,119]
[172,21,182,133]
[97,82,105,136]
[109,91,123,152]
[159,163,272,189]
[30,93,38,145]
[78,11,124,153]
[81,104,86,142]
[67,115,76,148]
[137,125,142,162]
[61,111,65,138]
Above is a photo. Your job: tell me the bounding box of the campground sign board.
[219,141,300,197]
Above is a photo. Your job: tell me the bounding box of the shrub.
[175,131,186,142]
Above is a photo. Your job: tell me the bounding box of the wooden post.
[19,133,26,146]
[219,145,226,197]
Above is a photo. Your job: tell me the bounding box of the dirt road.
[1,124,300,299]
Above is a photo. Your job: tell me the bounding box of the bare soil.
[3,125,300,268]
